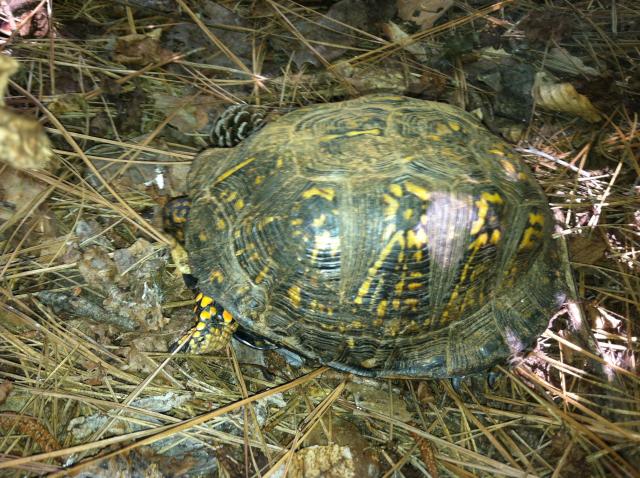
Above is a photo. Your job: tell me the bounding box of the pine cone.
[209,104,266,147]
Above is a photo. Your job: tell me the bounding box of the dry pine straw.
[0,0,639,476]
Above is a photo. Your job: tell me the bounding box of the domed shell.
[185,95,565,378]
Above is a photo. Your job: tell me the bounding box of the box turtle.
[168,94,566,378]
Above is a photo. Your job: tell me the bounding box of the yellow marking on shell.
[288,286,301,308]
[404,181,430,201]
[321,128,382,141]
[193,330,201,338]
[470,192,504,235]
[405,298,419,307]
[361,358,377,368]
[255,265,269,284]
[196,321,206,331]
[389,184,403,197]
[469,232,489,250]
[171,212,186,224]
[355,231,405,304]
[347,337,355,348]
[211,157,256,187]
[354,278,372,305]
[255,175,265,185]
[291,218,303,226]
[198,231,208,242]
[428,134,441,141]
[402,155,415,162]
[489,148,505,156]
[403,208,413,220]
[519,227,541,249]
[224,191,238,203]
[408,282,422,290]
[302,187,335,202]
[410,271,423,278]
[518,172,528,181]
[482,191,504,204]
[394,280,404,294]
[385,319,401,336]
[449,121,461,131]
[260,216,277,227]
[491,229,501,244]
[350,320,364,329]
[312,214,327,228]
[436,123,450,135]
[209,271,224,284]
[276,158,284,168]
[500,159,516,176]
[413,250,423,261]
[196,292,203,301]
[347,128,381,137]
[383,194,399,216]
[200,309,211,320]
[392,299,400,310]
[216,218,226,230]
[222,310,233,323]
[234,199,244,211]
[407,228,427,248]
[200,296,213,308]
[529,213,545,226]
[377,300,388,318]
[373,318,383,327]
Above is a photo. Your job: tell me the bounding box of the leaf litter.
[0,0,639,476]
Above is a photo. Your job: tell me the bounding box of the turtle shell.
[185,95,566,378]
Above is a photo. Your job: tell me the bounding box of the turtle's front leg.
[173,293,238,353]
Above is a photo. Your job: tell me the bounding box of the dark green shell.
[185,95,565,378]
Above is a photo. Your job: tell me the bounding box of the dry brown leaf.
[382,22,427,60]
[0,380,13,405]
[288,445,355,478]
[113,29,173,66]
[568,234,608,266]
[0,55,52,170]
[397,0,453,29]
[0,166,47,222]
[533,72,602,122]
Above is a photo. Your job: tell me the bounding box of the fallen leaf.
[568,234,608,266]
[533,72,602,122]
[0,380,13,405]
[382,22,427,60]
[397,0,453,30]
[547,47,601,77]
[286,445,355,478]
[113,29,173,66]
[0,55,52,171]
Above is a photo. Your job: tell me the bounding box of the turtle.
[166,94,566,379]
